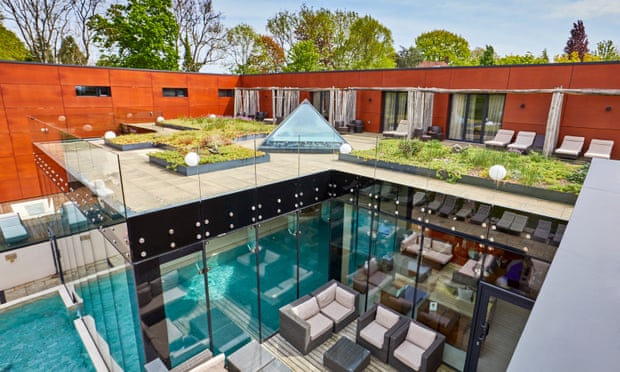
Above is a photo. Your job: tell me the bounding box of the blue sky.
[209,0,619,71]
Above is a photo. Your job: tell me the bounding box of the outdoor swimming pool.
[0,293,94,372]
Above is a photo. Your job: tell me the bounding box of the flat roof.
[508,158,620,371]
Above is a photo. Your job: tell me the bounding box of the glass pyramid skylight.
[258,99,348,153]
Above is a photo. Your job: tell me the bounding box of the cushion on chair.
[375,306,400,329]
[335,287,355,308]
[292,297,320,320]
[316,283,337,308]
[321,301,351,323]
[306,313,333,340]
[364,257,379,275]
[369,271,389,286]
[360,321,388,349]
[457,287,474,302]
[407,322,436,350]
[394,340,424,371]
[431,240,452,255]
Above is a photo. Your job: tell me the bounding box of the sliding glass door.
[448,94,505,143]
[382,91,408,132]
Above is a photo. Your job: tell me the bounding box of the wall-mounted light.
[519,103,526,109]
[368,97,372,102]
[605,106,612,112]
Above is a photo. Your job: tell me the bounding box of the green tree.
[266,10,297,53]
[554,51,600,63]
[90,0,179,70]
[0,23,31,61]
[395,46,424,68]
[225,24,259,74]
[479,45,495,65]
[415,30,470,64]
[341,16,395,69]
[247,35,285,73]
[285,40,320,72]
[595,40,620,61]
[497,51,548,65]
[564,20,589,62]
[58,36,87,65]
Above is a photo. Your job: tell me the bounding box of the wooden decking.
[263,321,456,372]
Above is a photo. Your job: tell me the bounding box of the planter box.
[104,139,155,151]
[234,133,268,142]
[148,154,270,176]
[338,153,577,205]
[155,122,199,131]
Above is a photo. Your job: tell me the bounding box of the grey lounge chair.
[469,204,491,225]
[0,212,29,244]
[533,219,552,242]
[553,135,585,159]
[455,200,475,220]
[383,120,409,138]
[584,139,614,160]
[484,129,514,148]
[496,211,517,232]
[310,279,360,332]
[279,295,333,355]
[426,194,445,213]
[438,195,457,217]
[507,131,537,153]
[551,223,566,246]
[509,214,529,234]
[412,191,427,207]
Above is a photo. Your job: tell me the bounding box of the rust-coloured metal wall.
[1,61,619,203]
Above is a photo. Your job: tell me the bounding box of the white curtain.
[449,94,467,139]
[543,91,564,156]
[485,95,505,140]
[272,89,300,120]
[234,89,260,117]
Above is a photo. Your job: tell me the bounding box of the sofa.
[311,279,360,332]
[389,320,446,372]
[279,295,334,354]
[400,232,453,269]
[0,212,29,244]
[356,304,409,362]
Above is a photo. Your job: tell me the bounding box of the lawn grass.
[350,139,587,194]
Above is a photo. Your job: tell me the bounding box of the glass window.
[448,94,505,143]
[382,91,408,132]
[162,88,188,97]
[218,89,234,97]
[75,86,111,97]
[311,91,330,119]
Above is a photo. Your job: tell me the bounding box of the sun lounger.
[509,214,529,234]
[484,129,514,148]
[455,200,475,220]
[496,211,517,232]
[427,194,445,213]
[532,219,552,242]
[438,195,457,217]
[507,131,537,153]
[553,136,585,159]
[584,139,614,160]
[551,223,566,246]
[383,120,409,138]
[412,191,427,207]
[0,212,29,244]
[469,204,490,225]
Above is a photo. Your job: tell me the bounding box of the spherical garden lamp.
[184,151,200,167]
[104,131,116,139]
[339,143,352,154]
[489,164,507,184]
[156,116,165,123]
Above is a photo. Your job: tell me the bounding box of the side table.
[323,337,370,372]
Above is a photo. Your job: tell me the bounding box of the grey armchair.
[311,279,360,332]
[388,320,445,372]
[356,304,408,362]
[279,295,333,355]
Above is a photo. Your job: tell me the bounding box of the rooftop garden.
[349,139,587,194]
[105,116,272,174]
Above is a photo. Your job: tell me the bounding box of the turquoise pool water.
[0,294,94,372]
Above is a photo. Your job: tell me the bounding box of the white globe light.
[339,143,352,154]
[104,131,116,139]
[489,164,507,181]
[156,116,165,123]
[185,152,200,167]
[209,114,216,118]
[58,115,66,122]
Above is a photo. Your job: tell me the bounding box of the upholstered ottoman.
[323,337,370,372]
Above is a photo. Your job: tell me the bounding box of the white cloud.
[550,0,620,18]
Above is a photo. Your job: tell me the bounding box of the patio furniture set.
[486,130,614,159]
[279,278,446,372]
[382,120,444,142]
